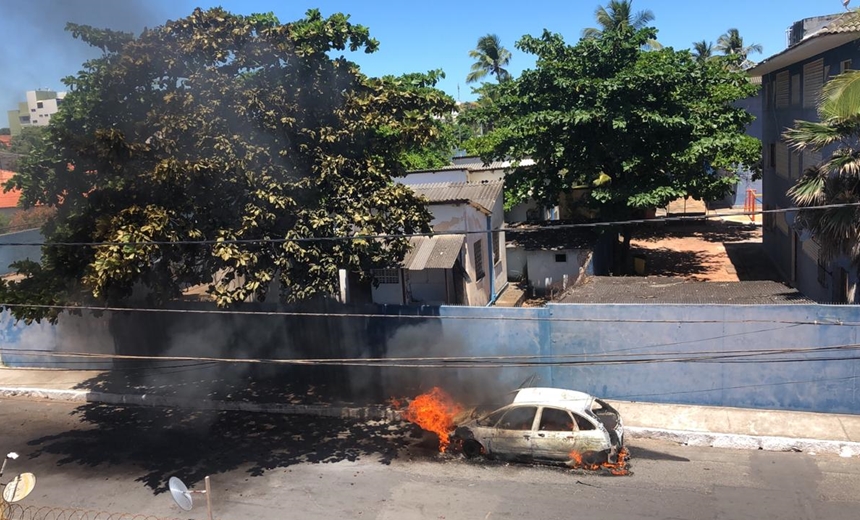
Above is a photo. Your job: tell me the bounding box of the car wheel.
[462,439,484,459]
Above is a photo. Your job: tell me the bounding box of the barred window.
[474,240,486,280]
[372,269,400,284]
[492,231,501,265]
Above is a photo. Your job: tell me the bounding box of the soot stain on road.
[23,403,419,493]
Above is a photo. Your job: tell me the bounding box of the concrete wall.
[0,229,41,275]
[2,302,860,414]
[525,249,590,296]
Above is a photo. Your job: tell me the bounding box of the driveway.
[630,221,777,282]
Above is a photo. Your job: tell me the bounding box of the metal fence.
[0,504,184,520]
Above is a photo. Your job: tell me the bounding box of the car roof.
[511,387,594,411]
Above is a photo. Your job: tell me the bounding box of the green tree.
[716,28,763,69]
[8,127,47,155]
[0,128,10,136]
[582,0,661,49]
[466,34,512,84]
[692,40,714,63]
[784,71,860,302]
[480,25,760,272]
[1,8,454,323]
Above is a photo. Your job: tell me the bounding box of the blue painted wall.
[0,229,41,275]
[1,302,859,414]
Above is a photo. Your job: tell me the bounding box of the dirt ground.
[629,221,778,282]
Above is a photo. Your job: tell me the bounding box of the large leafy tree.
[1,8,454,323]
[8,127,47,155]
[479,25,760,272]
[716,28,763,69]
[784,71,860,301]
[466,34,512,84]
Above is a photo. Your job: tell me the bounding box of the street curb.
[626,426,860,458]
[0,386,402,422]
[2,386,857,457]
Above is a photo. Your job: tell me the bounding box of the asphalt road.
[1,397,859,520]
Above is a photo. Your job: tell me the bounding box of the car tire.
[462,440,484,459]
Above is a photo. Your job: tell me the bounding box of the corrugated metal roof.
[409,181,504,214]
[407,158,535,174]
[402,235,464,270]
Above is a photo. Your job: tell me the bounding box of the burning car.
[451,387,625,465]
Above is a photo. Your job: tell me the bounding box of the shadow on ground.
[633,221,760,244]
[628,247,723,278]
[628,445,690,462]
[25,403,423,494]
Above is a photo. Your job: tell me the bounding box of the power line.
[0,302,851,325]
[3,342,859,368]
[0,202,858,248]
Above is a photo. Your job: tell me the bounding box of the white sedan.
[451,387,625,465]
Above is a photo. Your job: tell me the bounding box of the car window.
[497,406,537,431]
[572,411,596,431]
[539,408,575,431]
[477,408,507,426]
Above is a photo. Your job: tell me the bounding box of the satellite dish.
[168,477,193,511]
[3,473,35,503]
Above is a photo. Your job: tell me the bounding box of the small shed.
[506,224,597,297]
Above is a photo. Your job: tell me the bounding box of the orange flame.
[568,448,630,476]
[401,387,463,452]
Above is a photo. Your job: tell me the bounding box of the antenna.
[168,476,213,520]
[1,452,36,504]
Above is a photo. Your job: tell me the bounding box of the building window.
[803,59,825,108]
[790,151,802,180]
[555,254,568,263]
[474,240,485,280]
[372,269,399,284]
[30,108,36,113]
[36,102,44,109]
[818,259,829,288]
[492,231,501,265]
[842,59,853,73]
[775,141,789,178]
[769,143,776,168]
[790,74,801,106]
[775,71,790,108]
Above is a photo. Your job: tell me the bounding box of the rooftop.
[0,170,21,209]
[561,277,811,305]
[409,181,504,214]
[749,12,860,77]
[506,222,597,251]
[402,235,464,270]
[407,157,535,175]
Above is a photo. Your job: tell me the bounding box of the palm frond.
[787,165,828,207]
[820,70,860,120]
[783,121,845,151]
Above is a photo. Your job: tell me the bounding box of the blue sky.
[0,0,848,114]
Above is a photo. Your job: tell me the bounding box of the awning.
[402,235,464,271]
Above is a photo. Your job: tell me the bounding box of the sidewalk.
[1,366,858,457]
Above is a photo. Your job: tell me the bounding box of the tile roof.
[0,136,11,149]
[0,170,21,209]
[409,181,504,214]
[402,235,464,270]
[809,13,860,36]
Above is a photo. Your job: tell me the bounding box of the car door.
[485,405,538,459]
[531,407,578,461]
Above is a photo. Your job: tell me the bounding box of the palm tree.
[783,71,860,301]
[466,34,512,84]
[582,0,661,49]
[692,40,714,63]
[716,28,763,68]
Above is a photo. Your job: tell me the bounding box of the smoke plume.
[0,0,169,114]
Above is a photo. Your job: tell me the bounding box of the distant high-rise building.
[6,90,67,135]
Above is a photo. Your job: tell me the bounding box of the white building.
[7,90,67,135]
[370,180,507,306]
